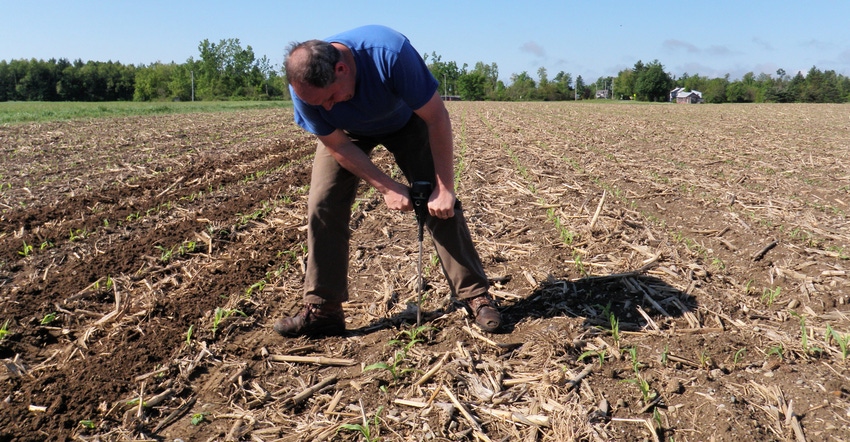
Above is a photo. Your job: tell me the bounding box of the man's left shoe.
[464,293,501,332]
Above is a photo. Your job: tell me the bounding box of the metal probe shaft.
[410,181,432,327]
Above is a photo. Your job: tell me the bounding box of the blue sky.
[2,0,849,83]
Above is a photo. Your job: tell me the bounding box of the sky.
[2,0,850,84]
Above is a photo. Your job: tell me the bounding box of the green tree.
[614,68,635,99]
[506,71,536,100]
[575,75,586,99]
[457,71,487,100]
[425,52,462,97]
[634,59,672,101]
[702,76,729,103]
[553,71,572,99]
[134,62,176,101]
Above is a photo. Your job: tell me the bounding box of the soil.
[0,102,848,442]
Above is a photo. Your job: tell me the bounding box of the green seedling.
[39,240,54,250]
[698,349,712,369]
[156,245,174,263]
[661,345,670,366]
[390,324,433,351]
[191,412,208,425]
[622,347,655,404]
[0,320,10,341]
[186,325,195,346]
[339,404,383,442]
[761,287,781,306]
[827,324,850,360]
[125,398,147,407]
[733,348,747,366]
[245,279,266,297]
[78,420,96,430]
[69,228,87,242]
[607,311,621,346]
[573,252,587,277]
[791,311,822,356]
[92,276,114,293]
[364,350,414,381]
[18,241,34,257]
[766,344,784,360]
[578,349,607,367]
[365,325,432,382]
[211,308,246,335]
[40,312,58,325]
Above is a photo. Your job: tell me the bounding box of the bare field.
[1,102,849,441]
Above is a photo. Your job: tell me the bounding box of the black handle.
[410,181,432,241]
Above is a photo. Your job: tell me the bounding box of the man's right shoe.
[273,303,345,337]
[464,293,501,333]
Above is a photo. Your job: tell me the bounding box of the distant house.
[441,95,462,101]
[669,87,684,102]
[595,89,610,99]
[670,88,703,104]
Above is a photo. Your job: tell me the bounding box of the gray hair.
[284,40,341,87]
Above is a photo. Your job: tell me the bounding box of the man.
[274,25,500,337]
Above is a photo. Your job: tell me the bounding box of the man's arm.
[414,91,456,219]
[317,129,412,211]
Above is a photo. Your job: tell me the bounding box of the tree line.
[0,38,288,102]
[2,40,850,103]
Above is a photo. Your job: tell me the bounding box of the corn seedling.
[622,347,655,404]
[791,311,822,356]
[698,349,712,369]
[339,403,383,442]
[186,325,195,346]
[761,286,781,306]
[39,240,54,250]
[661,345,670,365]
[156,245,174,263]
[766,344,784,360]
[69,228,87,242]
[390,324,433,351]
[211,308,246,336]
[18,241,33,257]
[191,412,208,425]
[40,312,58,325]
[603,304,621,347]
[245,279,266,297]
[578,349,607,367]
[827,324,850,359]
[78,420,96,430]
[573,252,588,277]
[733,348,747,366]
[365,325,431,382]
[0,320,9,341]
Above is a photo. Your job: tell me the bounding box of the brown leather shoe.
[273,303,345,337]
[464,293,501,332]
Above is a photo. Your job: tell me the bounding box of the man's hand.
[383,181,413,211]
[428,186,456,219]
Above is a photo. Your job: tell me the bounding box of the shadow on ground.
[501,269,697,335]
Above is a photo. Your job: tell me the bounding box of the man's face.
[293,78,353,111]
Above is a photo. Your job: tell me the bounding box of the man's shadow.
[499,267,698,334]
[350,266,697,336]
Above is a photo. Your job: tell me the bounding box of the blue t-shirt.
[291,25,439,137]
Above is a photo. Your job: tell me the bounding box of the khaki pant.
[303,114,489,305]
